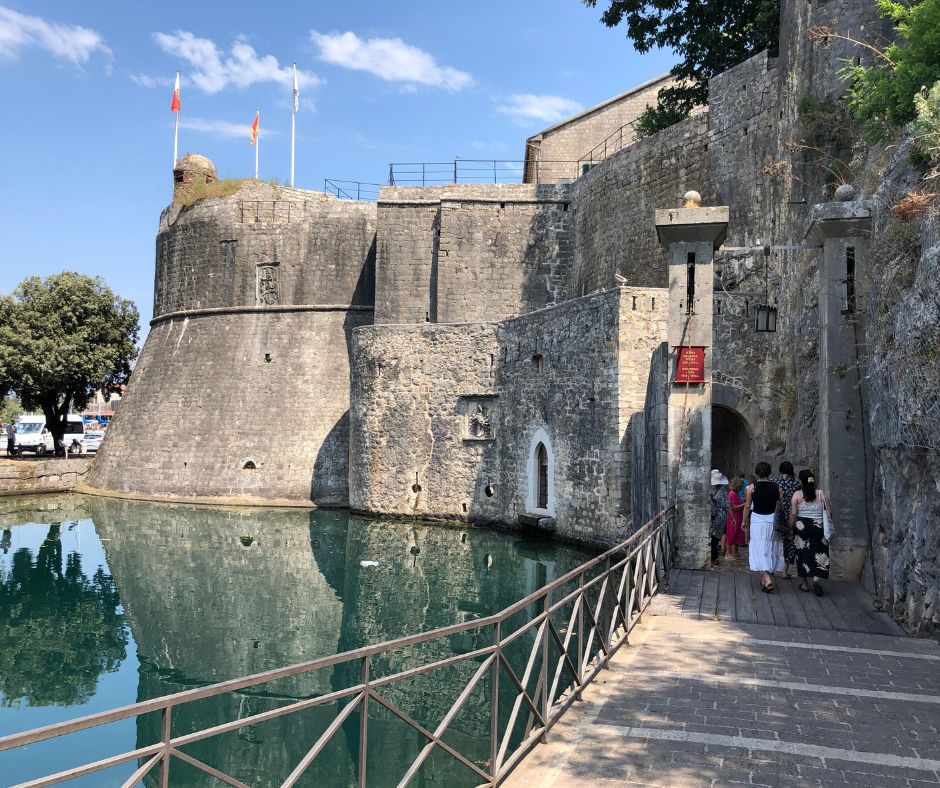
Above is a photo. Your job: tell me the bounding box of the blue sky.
[0,1,674,329]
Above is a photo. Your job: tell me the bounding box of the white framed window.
[527,427,555,516]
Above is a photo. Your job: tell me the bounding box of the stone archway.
[711,404,753,480]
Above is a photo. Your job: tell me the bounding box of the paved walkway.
[505,568,940,787]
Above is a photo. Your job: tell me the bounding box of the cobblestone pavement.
[505,571,940,787]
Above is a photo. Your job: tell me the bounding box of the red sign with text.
[674,346,706,384]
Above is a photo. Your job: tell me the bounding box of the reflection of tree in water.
[0,523,127,707]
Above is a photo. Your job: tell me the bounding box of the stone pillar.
[656,192,729,568]
[805,185,872,580]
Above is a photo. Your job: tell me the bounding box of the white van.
[13,414,86,456]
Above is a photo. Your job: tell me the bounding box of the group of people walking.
[710,461,834,595]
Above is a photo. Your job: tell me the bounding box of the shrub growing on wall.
[841,0,940,141]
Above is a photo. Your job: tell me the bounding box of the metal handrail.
[0,507,676,788]
[575,118,639,175]
[387,159,583,186]
[323,179,382,201]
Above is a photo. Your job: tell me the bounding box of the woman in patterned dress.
[773,462,801,577]
[788,469,833,596]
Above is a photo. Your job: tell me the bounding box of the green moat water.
[0,494,594,787]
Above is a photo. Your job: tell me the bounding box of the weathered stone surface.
[0,459,90,497]
[350,287,667,546]
[87,182,376,505]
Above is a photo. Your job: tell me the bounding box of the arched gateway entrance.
[711,404,752,479]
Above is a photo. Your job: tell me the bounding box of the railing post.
[359,656,370,788]
[423,162,426,187]
[540,590,550,742]
[388,164,394,186]
[454,159,458,184]
[489,621,501,785]
[159,705,172,788]
[576,571,584,699]
[494,160,497,184]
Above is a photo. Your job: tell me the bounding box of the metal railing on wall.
[0,508,675,788]
[575,119,640,176]
[323,179,383,201]
[387,159,584,187]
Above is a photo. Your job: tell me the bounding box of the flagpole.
[291,63,297,188]
[255,108,260,180]
[172,70,180,168]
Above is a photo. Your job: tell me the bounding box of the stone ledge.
[0,458,92,497]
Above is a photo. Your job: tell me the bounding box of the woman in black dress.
[787,470,833,595]
[773,462,801,578]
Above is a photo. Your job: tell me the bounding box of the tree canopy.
[0,524,128,706]
[585,0,779,136]
[0,272,139,452]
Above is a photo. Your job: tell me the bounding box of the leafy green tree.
[839,0,940,141]
[0,273,139,455]
[1,394,23,427]
[0,524,128,706]
[584,0,779,136]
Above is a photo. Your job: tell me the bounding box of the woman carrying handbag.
[787,469,834,596]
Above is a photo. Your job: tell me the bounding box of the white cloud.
[130,72,173,88]
[179,116,279,140]
[497,93,583,124]
[152,30,319,94]
[309,30,472,92]
[0,6,110,64]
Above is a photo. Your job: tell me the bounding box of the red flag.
[249,110,259,146]
[170,72,181,113]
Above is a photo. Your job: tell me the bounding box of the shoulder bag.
[821,491,835,540]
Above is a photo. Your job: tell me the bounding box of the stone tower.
[86,163,377,505]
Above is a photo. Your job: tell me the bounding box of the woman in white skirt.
[743,461,785,592]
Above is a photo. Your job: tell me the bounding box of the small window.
[537,443,549,510]
[532,354,544,373]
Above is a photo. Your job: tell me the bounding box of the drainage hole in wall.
[264,353,272,363]
[484,484,495,498]
[461,532,468,544]
[239,535,255,548]
[242,460,257,470]
[410,546,420,556]
[412,483,422,493]
[462,502,468,513]
[252,640,261,649]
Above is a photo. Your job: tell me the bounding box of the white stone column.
[656,193,729,568]
[805,185,872,580]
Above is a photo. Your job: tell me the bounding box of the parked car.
[13,414,86,455]
[82,430,105,454]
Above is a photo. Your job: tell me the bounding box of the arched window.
[537,443,549,509]
[527,428,555,515]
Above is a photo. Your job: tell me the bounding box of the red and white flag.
[170,72,181,113]
[249,110,259,146]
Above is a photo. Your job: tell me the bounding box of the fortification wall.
[155,183,375,317]
[87,182,376,505]
[375,184,572,324]
[566,114,712,297]
[530,75,672,165]
[350,287,666,545]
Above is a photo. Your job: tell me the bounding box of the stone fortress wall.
[87,182,376,506]
[524,74,673,171]
[375,184,573,324]
[85,0,936,630]
[350,288,667,546]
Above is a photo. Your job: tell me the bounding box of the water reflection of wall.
[89,497,350,787]
[85,498,586,786]
[329,518,573,785]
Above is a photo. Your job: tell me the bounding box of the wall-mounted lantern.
[755,304,778,332]
[754,242,777,332]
